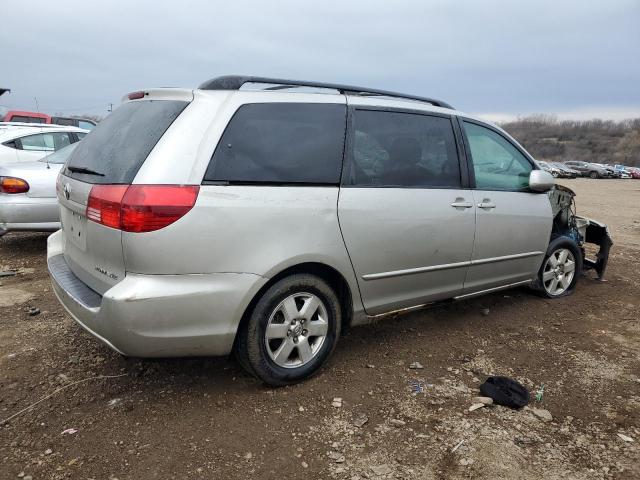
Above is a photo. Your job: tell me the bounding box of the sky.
[1,0,639,122]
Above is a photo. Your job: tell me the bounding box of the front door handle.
[477,200,496,210]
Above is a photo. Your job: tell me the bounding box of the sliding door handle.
[450,200,473,209]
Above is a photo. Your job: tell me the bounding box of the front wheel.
[589,171,599,179]
[236,274,341,386]
[534,237,582,298]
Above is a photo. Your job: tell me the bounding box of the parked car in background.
[48,75,612,386]
[594,163,620,178]
[2,110,49,124]
[612,164,632,178]
[536,160,562,177]
[564,161,613,178]
[51,117,97,130]
[551,162,579,178]
[2,110,97,130]
[627,167,640,179]
[0,143,78,236]
[0,125,87,164]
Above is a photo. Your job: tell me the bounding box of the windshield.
[38,142,79,164]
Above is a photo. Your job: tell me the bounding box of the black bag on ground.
[479,376,530,409]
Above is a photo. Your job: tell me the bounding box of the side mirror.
[529,170,555,192]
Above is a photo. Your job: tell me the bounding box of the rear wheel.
[534,237,582,298]
[589,171,599,179]
[236,274,341,386]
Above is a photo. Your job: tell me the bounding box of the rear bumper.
[47,230,268,357]
[0,195,60,232]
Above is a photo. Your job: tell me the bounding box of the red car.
[2,110,96,129]
[628,167,640,179]
[3,110,49,124]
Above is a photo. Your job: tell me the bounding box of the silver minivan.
[48,76,611,385]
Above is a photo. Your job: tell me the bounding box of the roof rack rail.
[198,75,454,110]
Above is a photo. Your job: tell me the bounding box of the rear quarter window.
[204,103,346,184]
[64,100,188,184]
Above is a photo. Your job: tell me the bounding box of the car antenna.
[34,96,51,168]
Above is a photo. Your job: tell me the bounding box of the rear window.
[204,103,346,184]
[64,100,188,184]
[20,132,72,151]
[10,115,46,124]
[52,117,77,126]
[39,142,78,164]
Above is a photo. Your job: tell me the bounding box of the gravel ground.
[1,178,639,480]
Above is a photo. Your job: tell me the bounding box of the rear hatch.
[57,93,191,294]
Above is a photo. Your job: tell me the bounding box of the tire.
[551,171,559,178]
[589,171,599,179]
[533,236,582,298]
[236,274,341,386]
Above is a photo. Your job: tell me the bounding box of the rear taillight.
[86,185,129,229]
[120,185,200,233]
[86,185,199,233]
[0,177,29,194]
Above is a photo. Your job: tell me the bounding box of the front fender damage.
[548,185,613,280]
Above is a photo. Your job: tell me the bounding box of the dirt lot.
[1,178,639,480]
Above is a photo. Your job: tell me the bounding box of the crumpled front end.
[548,185,613,280]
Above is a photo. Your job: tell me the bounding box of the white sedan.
[0,124,87,164]
[0,142,78,235]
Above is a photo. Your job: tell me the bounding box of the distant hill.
[500,115,640,167]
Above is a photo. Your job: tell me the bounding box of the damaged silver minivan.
[48,76,612,385]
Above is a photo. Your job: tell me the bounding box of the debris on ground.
[617,433,634,442]
[352,413,368,427]
[61,428,78,435]
[472,396,494,405]
[451,440,464,453]
[331,397,342,408]
[327,451,345,463]
[480,308,490,316]
[468,403,485,412]
[0,270,16,277]
[480,376,530,408]
[107,398,122,408]
[535,384,545,402]
[529,407,553,423]
[409,361,424,369]
[27,307,40,316]
[370,464,393,476]
[389,418,406,427]
[408,379,431,394]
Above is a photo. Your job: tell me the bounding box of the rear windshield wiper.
[67,166,105,177]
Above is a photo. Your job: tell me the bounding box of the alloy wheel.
[542,248,576,295]
[264,292,329,368]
